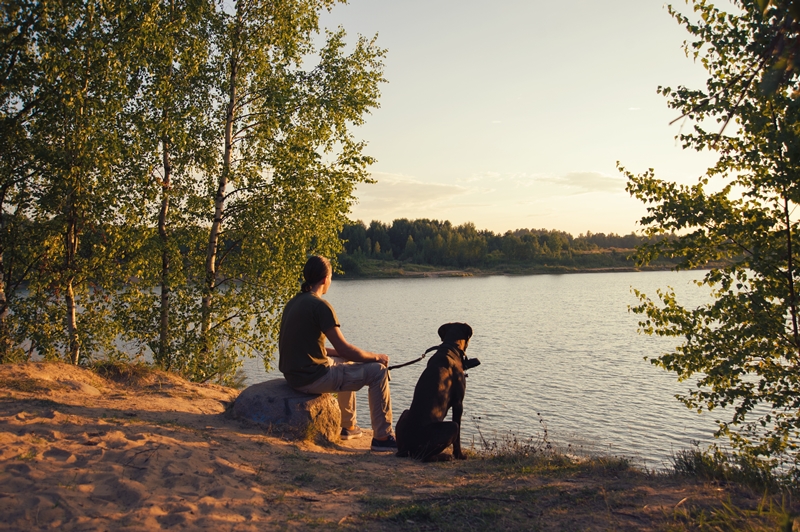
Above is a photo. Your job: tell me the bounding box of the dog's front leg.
[452,403,466,459]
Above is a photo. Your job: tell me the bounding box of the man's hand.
[324,326,389,366]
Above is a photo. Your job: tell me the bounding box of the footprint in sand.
[101,430,134,449]
[155,512,188,527]
[42,446,77,464]
[95,477,147,507]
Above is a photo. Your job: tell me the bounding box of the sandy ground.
[0,362,787,531]
[0,362,422,530]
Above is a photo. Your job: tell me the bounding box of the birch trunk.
[0,185,10,359]
[200,50,238,352]
[65,211,80,365]
[157,134,171,368]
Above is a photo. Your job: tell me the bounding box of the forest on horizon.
[336,218,676,274]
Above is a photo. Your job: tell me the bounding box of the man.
[278,256,397,451]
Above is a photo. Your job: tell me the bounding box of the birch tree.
[111,0,216,371]
[0,0,383,383]
[622,0,800,477]
[182,0,383,382]
[15,0,147,364]
[0,0,41,361]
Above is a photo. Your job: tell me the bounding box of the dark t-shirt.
[278,291,340,388]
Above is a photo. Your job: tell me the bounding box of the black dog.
[395,323,479,461]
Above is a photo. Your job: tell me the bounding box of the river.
[242,270,717,468]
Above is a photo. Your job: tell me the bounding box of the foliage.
[0,0,383,384]
[0,0,42,361]
[10,0,150,365]
[622,0,800,477]
[667,1,800,117]
[338,218,671,273]
[171,0,384,383]
[749,0,800,95]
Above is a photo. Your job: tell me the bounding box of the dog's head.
[437,322,473,350]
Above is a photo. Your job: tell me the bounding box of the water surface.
[243,270,715,467]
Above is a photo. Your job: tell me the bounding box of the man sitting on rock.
[278,255,397,452]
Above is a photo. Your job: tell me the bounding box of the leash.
[387,342,472,371]
[386,342,480,382]
[387,344,441,370]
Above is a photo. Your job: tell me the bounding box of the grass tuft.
[670,446,779,492]
[391,504,437,523]
[0,377,54,394]
[16,449,37,461]
[90,360,157,385]
[472,412,553,460]
[664,493,793,531]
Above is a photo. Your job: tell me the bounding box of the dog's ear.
[460,323,473,341]
[437,323,453,341]
[459,323,473,350]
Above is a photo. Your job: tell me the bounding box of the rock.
[230,379,340,443]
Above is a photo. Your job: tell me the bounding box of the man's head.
[301,255,332,294]
[437,322,473,351]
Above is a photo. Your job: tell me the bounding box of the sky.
[317,0,723,237]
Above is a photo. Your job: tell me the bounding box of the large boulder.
[230,378,340,443]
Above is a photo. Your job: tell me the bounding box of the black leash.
[387,342,474,371]
[387,344,441,370]
[387,342,480,382]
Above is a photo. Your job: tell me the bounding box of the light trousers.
[295,357,393,439]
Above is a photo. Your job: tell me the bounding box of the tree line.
[338,219,658,272]
[0,0,384,383]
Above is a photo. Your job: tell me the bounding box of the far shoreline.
[334,264,689,280]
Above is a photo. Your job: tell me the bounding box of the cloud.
[461,171,502,184]
[348,170,627,226]
[543,172,626,194]
[460,171,539,188]
[350,173,470,221]
[460,171,624,194]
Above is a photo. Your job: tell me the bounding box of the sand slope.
[0,362,388,530]
[0,362,782,531]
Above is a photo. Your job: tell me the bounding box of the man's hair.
[301,255,331,293]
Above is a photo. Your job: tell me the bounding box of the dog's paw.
[455,453,467,460]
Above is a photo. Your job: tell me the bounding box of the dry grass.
[262,428,797,531]
[347,451,792,531]
[0,377,59,393]
[90,360,175,387]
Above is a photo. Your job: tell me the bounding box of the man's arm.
[324,326,389,366]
